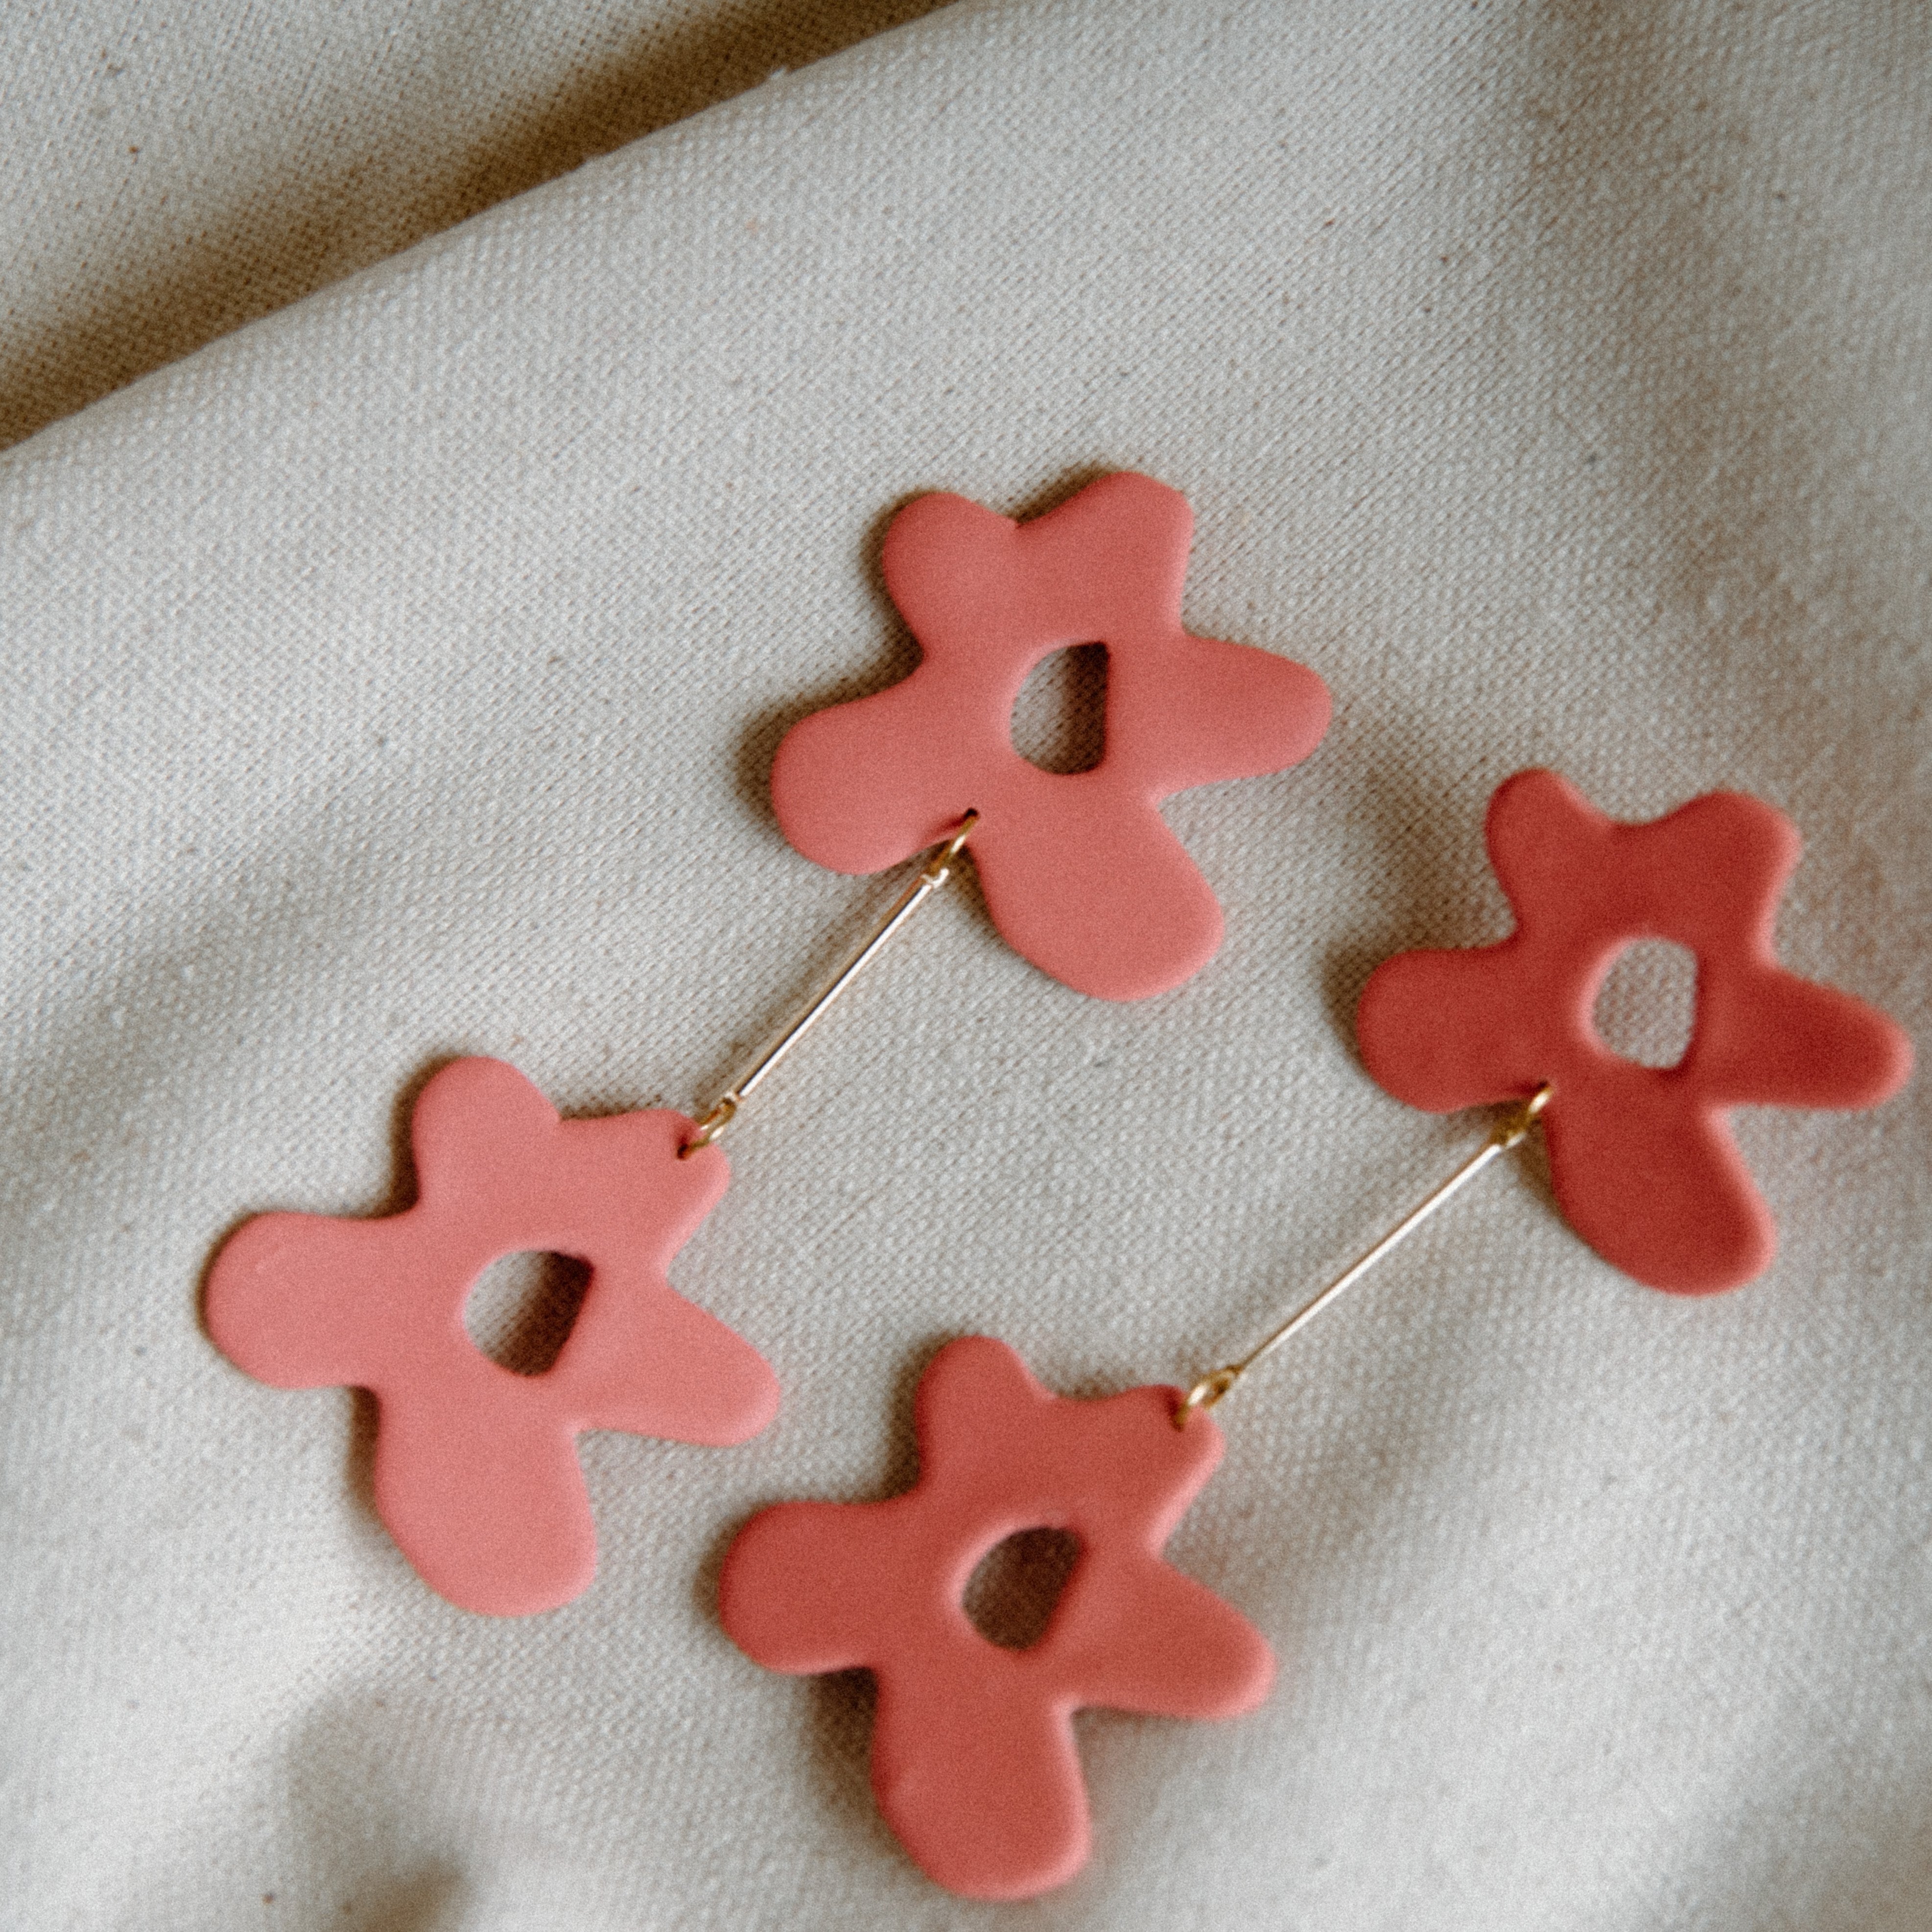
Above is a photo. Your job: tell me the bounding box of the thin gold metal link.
[679,812,980,1157]
[1175,1084,1554,1427]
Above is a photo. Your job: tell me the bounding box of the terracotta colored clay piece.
[719,1335,1274,1900]
[205,1057,779,1615]
[771,471,1331,1001]
[1356,770,1913,1293]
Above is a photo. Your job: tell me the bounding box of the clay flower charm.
[1356,770,1913,1293]
[771,471,1331,1001]
[205,1057,779,1615]
[719,1336,1274,1899]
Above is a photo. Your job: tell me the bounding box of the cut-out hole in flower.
[1356,770,1914,1293]
[1010,644,1108,775]
[1593,939,1698,1069]
[204,1056,779,1615]
[720,1336,1273,1899]
[770,472,1332,1000]
[962,1526,1083,1651]
[464,1250,591,1376]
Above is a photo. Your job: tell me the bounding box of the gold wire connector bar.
[1176,1084,1553,1427]
[680,813,980,1156]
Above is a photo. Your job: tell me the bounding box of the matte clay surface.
[7,4,1932,1928]
[1356,771,1914,1292]
[720,1337,1274,1899]
[771,472,1331,1000]
[205,1057,778,1614]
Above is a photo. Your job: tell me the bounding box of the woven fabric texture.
[0,0,950,451]
[2,2,1929,1928]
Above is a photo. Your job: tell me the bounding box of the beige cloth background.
[0,0,948,452]
[3,1,1930,1927]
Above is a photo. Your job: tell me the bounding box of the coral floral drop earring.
[1351,769,1912,1292]
[772,469,1331,1002]
[720,1336,1275,1902]
[203,471,1332,1617]
[719,768,1910,1901]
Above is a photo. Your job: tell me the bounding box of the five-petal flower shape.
[1356,770,1913,1293]
[771,471,1331,1001]
[205,1057,779,1615]
[718,1335,1274,1899]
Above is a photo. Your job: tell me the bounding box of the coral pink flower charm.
[718,1336,1274,1899]
[771,472,1331,1001]
[1356,770,1913,1293]
[205,1057,779,1615]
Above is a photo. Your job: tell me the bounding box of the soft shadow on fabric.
[0,0,953,449]
[962,1526,1084,1650]
[463,1250,593,1375]
[280,1699,470,1929]
[1010,645,1108,776]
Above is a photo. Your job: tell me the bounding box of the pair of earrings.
[204,471,1913,1901]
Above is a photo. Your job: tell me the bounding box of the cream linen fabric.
[4,2,1931,1928]
[0,0,949,452]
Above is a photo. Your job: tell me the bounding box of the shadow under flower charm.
[206,1057,779,1615]
[771,471,1331,1001]
[719,1336,1274,1900]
